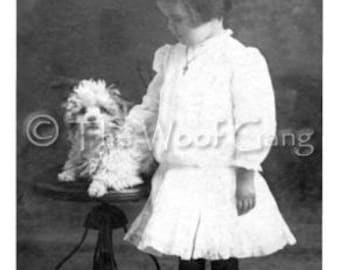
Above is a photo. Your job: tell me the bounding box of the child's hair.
[184,0,232,23]
[160,0,233,23]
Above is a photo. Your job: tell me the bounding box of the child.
[123,0,297,269]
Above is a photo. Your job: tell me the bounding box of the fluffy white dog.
[58,79,154,197]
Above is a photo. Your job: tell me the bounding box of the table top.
[33,165,151,204]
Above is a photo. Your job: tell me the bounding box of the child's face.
[156,0,201,46]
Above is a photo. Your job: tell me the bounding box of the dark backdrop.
[17,1,322,269]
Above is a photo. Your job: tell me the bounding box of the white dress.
[123,29,296,260]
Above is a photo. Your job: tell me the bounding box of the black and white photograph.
[16,0,322,269]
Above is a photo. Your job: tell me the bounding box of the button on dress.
[123,29,296,260]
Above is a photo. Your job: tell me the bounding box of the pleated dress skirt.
[124,163,296,260]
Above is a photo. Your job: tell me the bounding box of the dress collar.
[182,28,233,54]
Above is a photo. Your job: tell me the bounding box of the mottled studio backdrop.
[17,0,322,269]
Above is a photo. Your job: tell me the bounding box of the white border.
[324,1,340,270]
[0,0,16,269]
[1,1,333,269]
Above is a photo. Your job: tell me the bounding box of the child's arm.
[230,48,276,215]
[124,45,171,139]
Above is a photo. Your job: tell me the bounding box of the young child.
[123,0,297,269]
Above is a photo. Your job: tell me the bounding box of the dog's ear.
[120,100,134,116]
[107,83,122,98]
[67,129,77,144]
[106,83,134,116]
[65,123,79,143]
[114,96,134,117]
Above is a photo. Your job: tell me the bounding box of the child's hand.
[235,168,256,216]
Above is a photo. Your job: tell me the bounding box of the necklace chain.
[180,28,231,75]
[182,30,225,75]
[183,47,202,75]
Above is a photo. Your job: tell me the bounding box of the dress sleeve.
[230,48,277,172]
[125,44,171,136]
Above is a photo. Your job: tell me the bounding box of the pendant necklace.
[182,29,230,75]
[182,47,201,75]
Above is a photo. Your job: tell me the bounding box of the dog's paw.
[109,175,143,191]
[88,181,107,197]
[58,171,75,182]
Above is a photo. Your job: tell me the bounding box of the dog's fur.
[58,79,154,197]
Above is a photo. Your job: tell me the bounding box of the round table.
[33,165,160,270]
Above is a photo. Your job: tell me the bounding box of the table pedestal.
[54,203,160,270]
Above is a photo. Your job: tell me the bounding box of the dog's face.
[63,80,127,140]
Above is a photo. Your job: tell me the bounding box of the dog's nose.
[87,116,97,122]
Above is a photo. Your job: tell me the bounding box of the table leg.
[93,225,117,270]
[54,228,89,270]
[149,254,161,270]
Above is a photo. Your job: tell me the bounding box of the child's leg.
[211,258,239,270]
[178,258,206,270]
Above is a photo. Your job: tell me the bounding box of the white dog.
[58,79,154,197]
